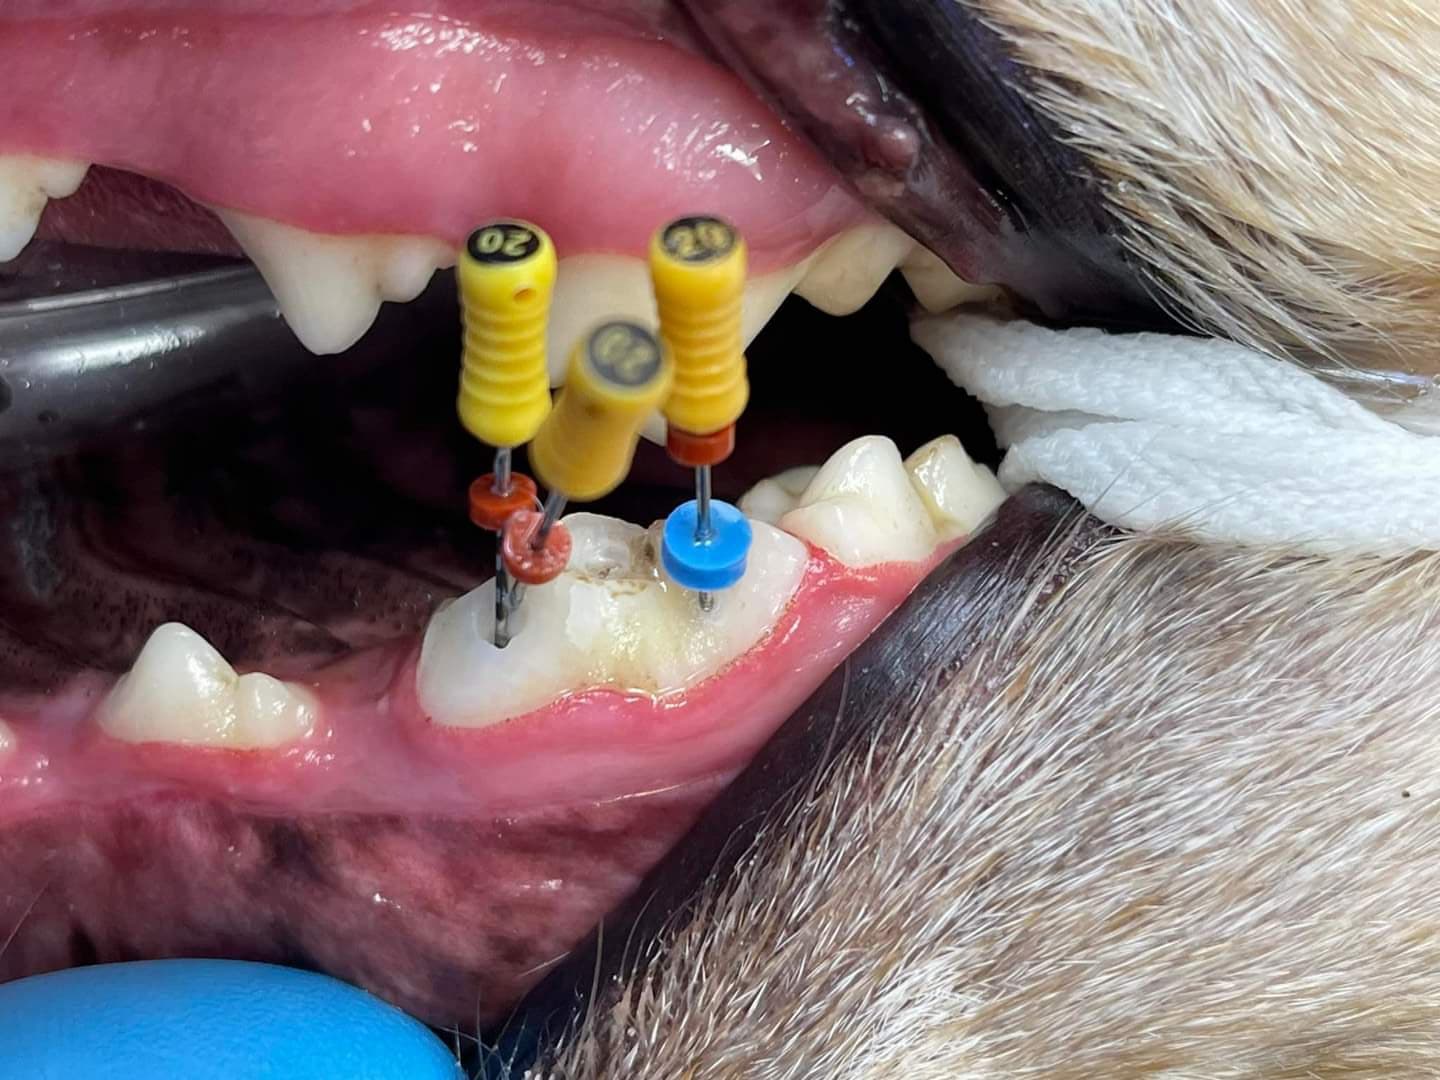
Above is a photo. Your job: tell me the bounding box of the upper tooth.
[737,465,820,526]
[779,435,938,566]
[215,209,452,354]
[899,246,1000,313]
[0,719,13,756]
[98,623,317,749]
[903,435,1006,540]
[793,224,914,315]
[0,155,89,261]
[418,511,807,729]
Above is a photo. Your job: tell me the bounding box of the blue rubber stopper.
[0,959,463,1079]
[662,499,752,592]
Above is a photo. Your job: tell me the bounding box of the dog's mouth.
[0,0,1153,1037]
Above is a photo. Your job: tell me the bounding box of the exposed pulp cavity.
[419,513,806,728]
[0,6,866,269]
[97,623,318,749]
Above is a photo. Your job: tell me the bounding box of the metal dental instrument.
[498,320,676,613]
[0,245,453,469]
[649,216,753,613]
[454,221,557,649]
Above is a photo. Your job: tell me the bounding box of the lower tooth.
[215,209,452,354]
[0,155,89,261]
[778,435,938,567]
[98,623,317,749]
[737,465,821,526]
[417,512,807,729]
[903,435,1006,539]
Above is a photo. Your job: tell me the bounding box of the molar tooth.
[899,245,1001,313]
[418,511,806,729]
[0,155,88,261]
[780,435,937,566]
[98,623,316,749]
[793,224,914,315]
[215,209,451,354]
[738,465,821,526]
[903,435,1006,540]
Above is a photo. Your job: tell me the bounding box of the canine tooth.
[738,465,821,526]
[215,209,451,354]
[793,224,913,315]
[780,435,937,566]
[904,435,1006,540]
[418,511,806,728]
[0,155,88,261]
[0,719,13,756]
[900,246,1000,313]
[98,623,316,749]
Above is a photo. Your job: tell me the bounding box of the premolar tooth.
[215,209,451,354]
[547,254,805,387]
[418,511,806,729]
[780,435,937,566]
[793,224,914,315]
[0,155,88,261]
[899,246,1000,313]
[737,465,820,526]
[98,623,317,749]
[903,435,1006,540]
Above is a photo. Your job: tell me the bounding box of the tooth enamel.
[737,465,821,526]
[793,224,914,315]
[98,623,317,749]
[899,246,1000,313]
[547,254,805,386]
[903,435,1006,540]
[0,155,88,261]
[0,719,13,756]
[418,511,806,728]
[779,435,937,566]
[215,209,452,354]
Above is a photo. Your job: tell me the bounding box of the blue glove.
[0,958,465,1079]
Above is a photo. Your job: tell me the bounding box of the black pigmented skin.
[499,486,1100,1063]
[680,0,1163,327]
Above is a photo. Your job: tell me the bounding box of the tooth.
[547,254,806,385]
[793,224,914,316]
[418,511,807,728]
[779,435,938,566]
[0,719,13,756]
[215,209,452,354]
[0,155,88,261]
[737,465,821,526]
[899,246,1001,313]
[903,435,1006,540]
[98,623,317,749]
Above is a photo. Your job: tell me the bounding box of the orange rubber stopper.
[666,424,735,468]
[468,473,539,532]
[500,510,573,585]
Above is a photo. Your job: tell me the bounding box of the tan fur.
[537,528,1440,1077]
[971,0,1440,382]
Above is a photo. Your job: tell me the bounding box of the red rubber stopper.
[666,424,735,468]
[500,510,573,585]
[468,472,539,532]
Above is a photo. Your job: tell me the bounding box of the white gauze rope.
[912,312,1440,555]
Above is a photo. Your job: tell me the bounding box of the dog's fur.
[530,3,1440,1074]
